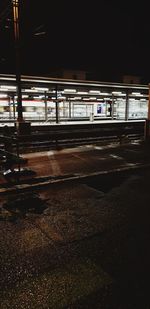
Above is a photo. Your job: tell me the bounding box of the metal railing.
[0,133,27,178]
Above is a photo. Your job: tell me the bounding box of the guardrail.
[0,133,29,181]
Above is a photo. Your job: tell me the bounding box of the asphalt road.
[1,140,150,308]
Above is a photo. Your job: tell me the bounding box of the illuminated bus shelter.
[0,74,149,124]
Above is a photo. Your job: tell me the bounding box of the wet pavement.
[1,139,150,308]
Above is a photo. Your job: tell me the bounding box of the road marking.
[47,152,61,175]
[109,154,123,160]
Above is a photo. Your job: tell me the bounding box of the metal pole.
[8,96,11,120]
[148,84,150,120]
[12,95,16,120]
[44,91,48,121]
[111,94,114,120]
[144,84,150,140]
[55,85,59,123]
[16,135,21,173]
[63,101,65,118]
[12,0,23,123]
[125,90,129,121]
[69,98,71,119]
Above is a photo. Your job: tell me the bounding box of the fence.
[0,132,28,181]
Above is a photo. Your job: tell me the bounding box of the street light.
[12,0,23,123]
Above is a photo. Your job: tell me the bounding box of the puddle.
[0,192,49,221]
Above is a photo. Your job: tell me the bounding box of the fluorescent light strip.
[77,91,88,95]
[22,102,44,107]
[58,96,66,100]
[0,94,8,98]
[99,92,110,96]
[74,97,82,100]
[131,92,141,95]
[112,91,123,95]
[32,87,49,91]
[24,89,37,92]
[0,85,16,89]
[89,90,101,94]
[64,89,76,93]
[0,88,15,92]
[22,95,29,98]
[69,97,76,100]
[116,98,125,101]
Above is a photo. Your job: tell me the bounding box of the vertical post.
[148,84,150,120]
[69,99,71,119]
[111,94,114,120]
[125,90,129,121]
[144,84,150,140]
[44,91,48,121]
[16,136,21,173]
[12,95,16,120]
[86,104,88,118]
[8,96,11,120]
[12,0,23,123]
[63,101,65,118]
[105,101,107,117]
[72,103,74,118]
[55,85,59,124]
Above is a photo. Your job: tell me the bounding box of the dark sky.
[0,0,149,83]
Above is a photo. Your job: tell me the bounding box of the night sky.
[0,0,149,83]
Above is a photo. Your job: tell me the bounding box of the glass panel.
[72,103,87,117]
[129,99,148,119]
[115,99,126,119]
[59,101,69,118]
